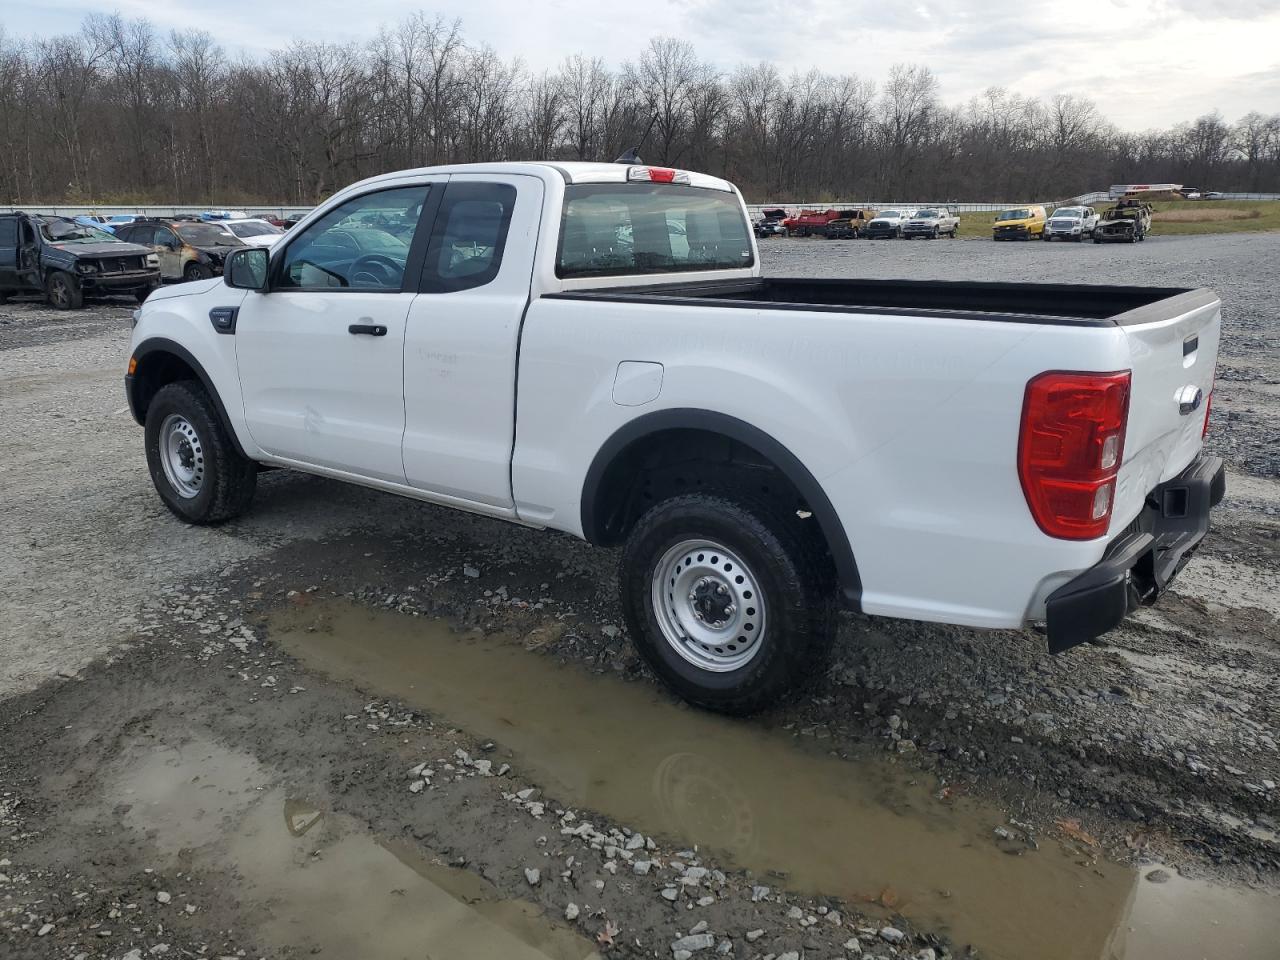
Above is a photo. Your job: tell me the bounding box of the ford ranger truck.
[124,162,1226,715]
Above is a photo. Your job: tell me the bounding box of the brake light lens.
[1202,390,1212,438]
[627,166,690,184]
[1018,370,1131,540]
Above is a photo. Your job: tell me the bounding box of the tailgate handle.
[1183,335,1198,356]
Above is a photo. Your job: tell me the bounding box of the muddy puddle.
[268,599,1280,960]
[103,736,597,960]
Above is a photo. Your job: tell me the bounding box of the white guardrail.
[3,192,1274,221]
[0,205,314,218]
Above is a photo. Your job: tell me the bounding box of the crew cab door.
[234,179,443,483]
[401,175,542,506]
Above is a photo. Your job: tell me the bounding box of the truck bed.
[546,277,1214,327]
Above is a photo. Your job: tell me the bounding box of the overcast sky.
[8,0,1280,129]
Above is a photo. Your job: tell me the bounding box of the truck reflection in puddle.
[270,600,1280,960]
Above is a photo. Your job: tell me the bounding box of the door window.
[421,182,516,293]
[0,219,15,246]
[274,185,430,292]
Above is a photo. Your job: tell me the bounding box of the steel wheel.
[651,539,767,673]
[158,413,205,499]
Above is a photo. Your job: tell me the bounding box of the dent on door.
[613,361,664,406]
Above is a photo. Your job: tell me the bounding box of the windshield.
[1052,208,1083,218]
[228,221,282,238]
[876,211,902,220]
[913,210,939,219]
[997,209,1032,221]
[557,183,753,279]
[39,218,119,243]
[176,223,245,246]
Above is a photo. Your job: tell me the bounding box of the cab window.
[275,185,430,292]
[421,182,516,293]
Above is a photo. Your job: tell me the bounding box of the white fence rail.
[0,204,313,218]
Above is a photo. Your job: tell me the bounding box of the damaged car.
[0,213,160,309]
[114,219,246,281]
[1093,202,1152,243]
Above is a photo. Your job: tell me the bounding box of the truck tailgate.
[1113,289,1220,531]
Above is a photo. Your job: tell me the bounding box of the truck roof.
[344,161,736,195]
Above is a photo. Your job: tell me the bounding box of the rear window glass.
[557,183,753,279]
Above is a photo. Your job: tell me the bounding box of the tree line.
[1,13,1278,206]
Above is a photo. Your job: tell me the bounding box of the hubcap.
[651,539,767,672]
[159,414,204,499]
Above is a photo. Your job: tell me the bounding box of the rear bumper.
[1044,454,1225,652]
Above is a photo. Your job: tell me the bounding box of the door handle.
[348,324,387,336]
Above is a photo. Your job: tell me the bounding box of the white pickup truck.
[125,162,1225,714]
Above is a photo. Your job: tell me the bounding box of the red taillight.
[1018,370,1131,540]
[626,166,690,184]
[1202,390,1212,438]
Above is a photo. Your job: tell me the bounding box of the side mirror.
[225,247,269,291]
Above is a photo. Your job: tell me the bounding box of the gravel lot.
[1,233,1277,960]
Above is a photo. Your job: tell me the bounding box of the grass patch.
[955,199,1280,238]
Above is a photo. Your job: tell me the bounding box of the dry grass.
[956,199,1280,238]
[1152,208,1260,222]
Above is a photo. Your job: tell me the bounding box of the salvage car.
[1044,206,1100,242]
[992,205,1047,240]
[124,162,1225,715]
[214,218,285,248]
[753,208,789,238]
[820,209,877,239]
[863,209,915,239]
[115,219,245,281]
[0,213,160,308]
[901,208,958,239]
[1093,202,1152,243]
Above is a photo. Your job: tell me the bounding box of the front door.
[234,180,442,483]
[0,216,19,288]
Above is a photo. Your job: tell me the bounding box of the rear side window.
[421,182,516,293]
[557,183,753,279]
[0,219,16,246]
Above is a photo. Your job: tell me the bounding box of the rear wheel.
[144,381,257,524]
[46,271,83,310]
[183,262,212,282]
[620,493,837,715]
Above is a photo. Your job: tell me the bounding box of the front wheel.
[144,381,257,524]
[183,262,212,282]
[620,493,837,715]
[46,271,83,310]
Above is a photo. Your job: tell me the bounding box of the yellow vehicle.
[992,205,1047,241]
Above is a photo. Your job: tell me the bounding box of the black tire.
[619,492,837,715]
[184,262,212,282]
[1094,236,1103,243]
[135,285,158,304]
[46,271,83,310]
[144,380,257,524]
[931,228,939,239]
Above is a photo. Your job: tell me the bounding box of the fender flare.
[580,408,862,609]
[126,336,249,459]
